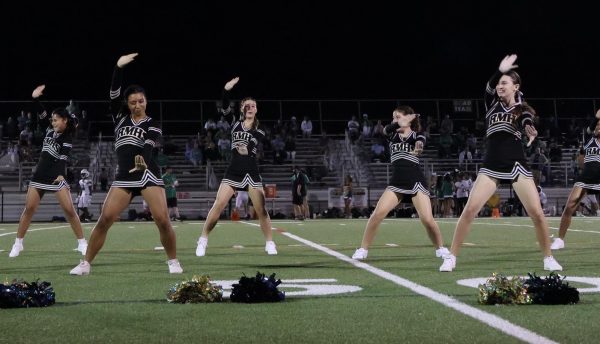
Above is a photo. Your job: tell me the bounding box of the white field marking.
[0,249,4,252]
[428,219,600,235]
[214,279,362,299]
[385,243,399,247]
[154,246,165,250]
[232,245,244,249]
[463,243,476,246]
[128,226,135,229]
[458,277,600,293]
[0,225,71,237]
[339,223,346,226]
[239,220,558,344]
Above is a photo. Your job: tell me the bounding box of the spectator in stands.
[66,99,80,116]
[17,110,27,132]
[203,131,219,161]
[343,174,353,219]
[6,116,17,140]
[530,147,548,186]
[273,118,285,136]
[79,110,89,138]
[271,134,286,164]
[216,115,231,132]
[288,116,299,137]
[347,116,360,143]
[301,116,313,138]
[195,76,277,257]
[458,146,472,169]
[162,166,181,221]
[548,140,562,163]
[285,134,296,163]
[440,114,453,135]
[204,117,217,134]
[537,185,548,215]
[552,110,600,250]
[440,54,562,272]
[99,167,109,191]
[291,166,307,220]
[441,172,454,217]
[235,190,251,220]
[26,111,34,130]
[70,53,182,276]
[454,172,472,217]
[9,85,87,258]
[352,105,449,261]
[217,131,232,161]
[371,139,386,162]
[372,120,385,139]
[19,126,33,146]
[361,113,373,138]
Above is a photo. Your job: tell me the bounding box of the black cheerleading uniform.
[29,100,72,191]
[384,123,429,197]
[219,89,264,189]
[109,66,163,194]
[575,118,600,192]
[478,71,533,181]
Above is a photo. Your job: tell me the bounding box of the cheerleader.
[352,106,448,261]
[196,77,277,256]
[70,53,182,275]
[551,110,600,250]
[440,54,562,272]
[9,85,87,257]
[77,169,94,222]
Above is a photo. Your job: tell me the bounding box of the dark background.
[2,2,599,101]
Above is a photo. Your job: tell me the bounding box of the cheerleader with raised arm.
[9,85,87,257]
[195,77,277,257]
[439,54,562,272]
[70,53,182,275]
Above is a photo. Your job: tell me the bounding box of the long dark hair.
[51,107,77,135]
[240,97,259,130]
[395,105,421,132]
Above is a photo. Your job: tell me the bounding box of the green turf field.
[1,217,598,343]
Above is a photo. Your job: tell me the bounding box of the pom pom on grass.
[0,279,56,308]
[167,275,223,303]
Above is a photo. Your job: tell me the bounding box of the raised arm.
[485,54,518,110]
[32,85,49,126]
[109,53,138,122]
[221,77,240,123]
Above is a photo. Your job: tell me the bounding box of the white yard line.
[0,225,71,237]
[240,220,558,344]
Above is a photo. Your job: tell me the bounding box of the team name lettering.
[489,112,514,124]
[232,131,252,142]
[116,126,146,139]
[390,142,412,153]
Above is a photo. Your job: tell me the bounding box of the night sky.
[2,3,599,102]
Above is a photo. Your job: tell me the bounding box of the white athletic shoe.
[70,260,91,275]
[77,242,88,255]
[439,254,456,272]
[265,241,278,255]
[196,237,208,257]
[9,243,23,258]
[167,259,183,274]
[550,238,565,250]
[543,256,563,271]
[435,247,450,258]
[352,248,368,260]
